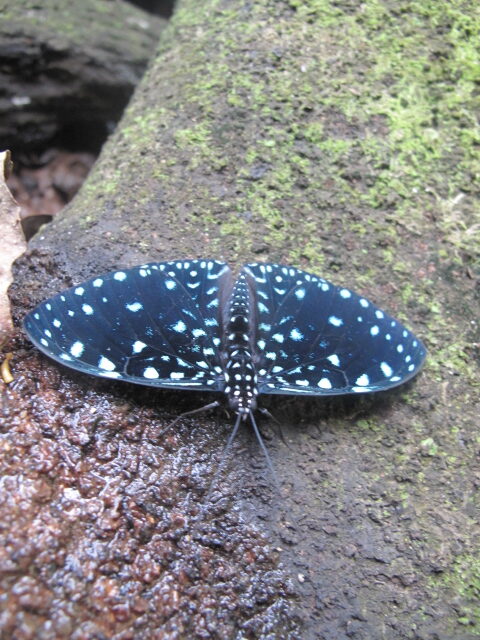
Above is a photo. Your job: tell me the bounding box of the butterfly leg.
[258,407,289,448]
[164,400,221,432]
[135,401,222,478]
[258,406,280,425]
[145,400,222,444]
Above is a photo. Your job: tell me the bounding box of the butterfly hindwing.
[24,260,230,391]
[244,263,426,395]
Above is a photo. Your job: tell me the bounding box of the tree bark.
[0,0,166,151]
[5,1,480,639]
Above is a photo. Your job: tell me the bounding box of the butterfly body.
[24,260,426,416]
[222,271,259,416]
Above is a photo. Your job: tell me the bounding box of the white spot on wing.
[126,302,143,312]
[318,378,332,389]
[327,354,340,367]
[114,272,127,281]
[290,328,303,341]
[144,367,159,379]
[172,320,187,333]
[355,374,370,386]
[70,341,84,357]
[133,341,147,354]
[295,288,306,300]
[98,356,116,371]
[328,315,343,327]
[380,362,393,377]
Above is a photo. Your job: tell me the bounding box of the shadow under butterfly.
[24,259,427,491]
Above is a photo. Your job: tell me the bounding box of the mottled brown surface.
[3,0,480,638]
[1,335,297,639]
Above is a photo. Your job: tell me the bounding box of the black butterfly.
[24,260,426,461]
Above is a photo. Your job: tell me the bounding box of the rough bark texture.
[4,1,480,639]
[0,0,166,151]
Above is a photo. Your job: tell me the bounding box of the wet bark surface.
[3,0,480,638]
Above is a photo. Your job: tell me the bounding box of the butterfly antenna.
[249,410,280,494]
[203,411,244,505]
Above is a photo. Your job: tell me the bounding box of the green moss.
[431,554,480,631]
[174,123,211,149]
[356,418,383,433]
[419,437,438,457]
[6,0,165,60]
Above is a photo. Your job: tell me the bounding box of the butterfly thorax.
[222,272,258,416]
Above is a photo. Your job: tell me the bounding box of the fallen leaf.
[1,352,14,384]
[0,150,26,342]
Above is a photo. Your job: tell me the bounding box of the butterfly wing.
[243,263,426,396]
[24,260,230,391]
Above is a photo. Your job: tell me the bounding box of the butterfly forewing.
[244,263,426,395]
[24,260,230,391]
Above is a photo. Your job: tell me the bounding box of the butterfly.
[24,259,426,455]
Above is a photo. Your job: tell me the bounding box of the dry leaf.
[1,352,14,383]
[0,150,27,342]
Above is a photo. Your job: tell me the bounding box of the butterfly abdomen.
[222,272,258,415]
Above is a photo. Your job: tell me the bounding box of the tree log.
[5,0,480,638]
[0,0,166,151]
